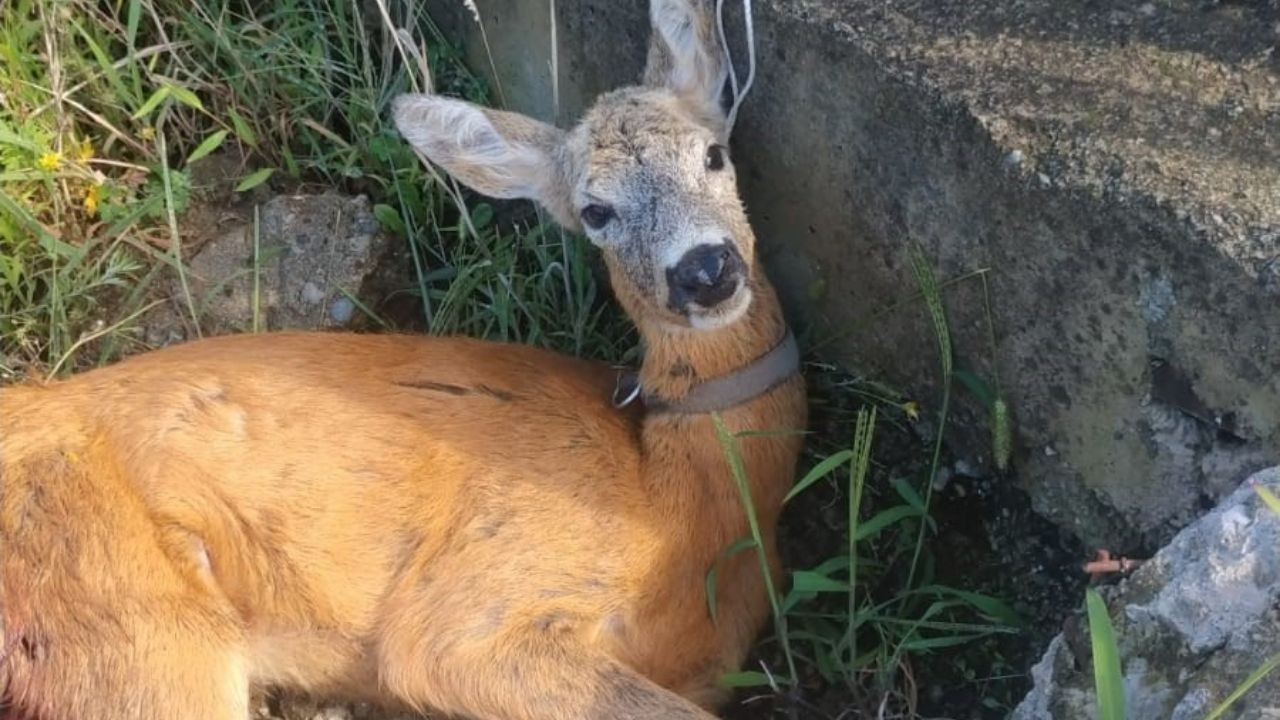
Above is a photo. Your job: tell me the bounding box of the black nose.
[667,243,745,311]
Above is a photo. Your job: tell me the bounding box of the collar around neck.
[612,330,800,415]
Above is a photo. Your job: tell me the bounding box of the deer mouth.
[687,282,752,330]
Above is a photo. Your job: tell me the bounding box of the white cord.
[724,0,755,134]
[716,0,740,115]
[716,0,752,134]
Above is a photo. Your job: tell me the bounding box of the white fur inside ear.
[651,0,702,93]
[391,94,542,199]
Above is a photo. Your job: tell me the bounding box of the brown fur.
[0,2,808,717]
[1,325,803,718]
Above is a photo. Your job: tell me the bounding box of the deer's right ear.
[392,94,577,228]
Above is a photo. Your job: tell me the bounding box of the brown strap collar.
[612,331,800,415]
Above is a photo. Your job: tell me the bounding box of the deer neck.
[635,275,790,402]
[630,272,806,525]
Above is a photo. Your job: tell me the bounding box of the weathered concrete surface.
[1012,467,1280,719]
[425,0,1280,550]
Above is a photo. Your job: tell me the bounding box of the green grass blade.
[228,108,259,147]
[852,505,920,542]
[1254,484,1280,517]
[131,85,171,120]
[916,585,1024,628]
[718,670,785,689]
[0,125,40,152]
[705,536,757,625]
[70,20,133,105]
[713,413,797,685]
[902,243,952,600]
[846,405,875,674]
[186,129,228,165]
[791,570,848,593]
[234,167,275,193]
[168,83,204,111]
[1204,651,1280,720]
[125,0,142,50]
[0,189,81,260]
[1085,588,1125,720]
[784,449,854,504]
[992,397,1012,473]
[952,368,996,407]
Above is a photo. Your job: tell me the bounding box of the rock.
[328,297,356,325]
[151,192,391,339]
[425,0,1280,550]
[1012,467,1280,719]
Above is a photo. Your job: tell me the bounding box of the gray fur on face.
[393,0,754,329]
[564,89,752,318]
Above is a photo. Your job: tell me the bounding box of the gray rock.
[425,0,1280,549]
[171,193,390,335]
[328,297,356,326]
[1012,467,1280,719]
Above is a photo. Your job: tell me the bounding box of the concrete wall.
[421,0,1280,550]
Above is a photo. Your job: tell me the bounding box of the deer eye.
[705,144,728,171]
[580,204,615,230]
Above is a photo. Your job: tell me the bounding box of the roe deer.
[0,1,806,718]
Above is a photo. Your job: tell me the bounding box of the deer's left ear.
[392,94,578,228]
[643,0,729,132]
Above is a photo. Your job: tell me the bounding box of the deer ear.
[392,94,577,228]
[643,0,728,128]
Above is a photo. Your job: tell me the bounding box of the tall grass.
[0,0,630,377]
[710,249,1021,715]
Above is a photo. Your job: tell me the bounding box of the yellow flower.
[37,151,62,171]
[76,139,94,163]
[83,184,101,216]
[139,126,155,141]
[902,400,921,422]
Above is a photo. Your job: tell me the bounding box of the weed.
[714,412,800,692]
[711,248,1021,717]
[1085,588,1125,720]
[1206,651,1280,720]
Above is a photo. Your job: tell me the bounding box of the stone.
[162,192,391,336]
[423,0,1280,550]
[1012,467,1280,719]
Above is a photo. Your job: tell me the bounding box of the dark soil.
[720,360,1088,720]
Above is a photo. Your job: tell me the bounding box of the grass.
[713,249,1023,717]
[1205,651,1280,720]
[2,1,1020,718]
[1085,588,1125,720]
[0,0,629,378]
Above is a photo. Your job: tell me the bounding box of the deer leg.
[1,447,250,720]
[378,615,717,719]
[3,620,249,720]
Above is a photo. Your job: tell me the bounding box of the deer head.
[392,0,759,333]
